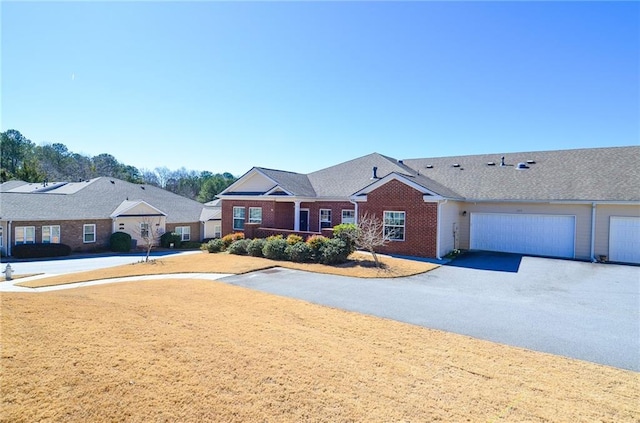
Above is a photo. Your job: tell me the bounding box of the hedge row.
[12,243,72,259]
[202,233,356,265]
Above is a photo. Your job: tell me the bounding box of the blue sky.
[2,1,638,176]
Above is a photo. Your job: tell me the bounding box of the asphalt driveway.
[221,256,640,371]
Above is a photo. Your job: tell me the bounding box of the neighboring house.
[217,146,640,264]
[0,177,209,256]
[200,198,222,239]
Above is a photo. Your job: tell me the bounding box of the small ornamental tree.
[135,217,163,262]
[348,213,391,268]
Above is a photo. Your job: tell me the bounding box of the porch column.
[294,200,301,231]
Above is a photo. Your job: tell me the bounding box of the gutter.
[349,199,359,224]
[7,220,12,257]
[436,200,447,260]
[590,202,597,262]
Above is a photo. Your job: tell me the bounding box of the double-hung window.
[383,211,405,241]
[341,210,355,224]
[15,226,36,244]
[249,207,262,224]
[42,225,61,243]
[140,223,150,238]
[320,209,332,229]
[83,224,96,243]
[233,207,245,231]
[176,226,191,241]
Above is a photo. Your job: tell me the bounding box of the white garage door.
[609,216,640,264]
[470,213,575,258]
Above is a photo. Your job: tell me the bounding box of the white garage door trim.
[609,216,640,264]
[470,213,576,259]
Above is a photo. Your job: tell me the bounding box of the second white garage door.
[609,216,640,264]
[470,213,576,258]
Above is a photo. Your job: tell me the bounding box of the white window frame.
[15,226,36,245]
[233,207,245,231]
[249,207,262,224]
[176,226,191,241]
[83,224,96,243]
[341,209,355,224]
[140,222,150,238]
[213,224,222,239]
[319,209,332,229]
[42,225,61,244]
[384,211,406,241]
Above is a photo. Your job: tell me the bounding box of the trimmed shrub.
[222,232,244,249]
[286,234,304,245]
[110,232,132,252]
[319,238,350,265]
[266,234,283,241]
[306,235,328,263]
[227,239,250,255]
[204,238,224,253]
[333,223,358,254]
[262,237,288,261]
[247,238,266,257]
[12,243,72,259]
[180,241,202,249]
[160,232,182,248]
[286,242,312,263]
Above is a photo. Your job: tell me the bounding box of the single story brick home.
[217,146,640,264]
[0,177,209,256]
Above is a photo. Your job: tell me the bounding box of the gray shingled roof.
[402,146,640,201]
[0,177,205,223]
[256,168,317,197]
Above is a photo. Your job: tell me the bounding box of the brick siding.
[10,219,113,253]
[359,179,438,258]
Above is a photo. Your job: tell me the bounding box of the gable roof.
[402,146,640,202]
[0,177,205,223]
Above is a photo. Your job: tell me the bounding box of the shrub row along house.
[0,177,222,256]
[217,146,640,264]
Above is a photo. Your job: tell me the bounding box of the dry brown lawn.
[1,279,638,422]
[17,251,438,288]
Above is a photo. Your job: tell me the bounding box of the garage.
[609,216,640,264]
[470,213,575,258]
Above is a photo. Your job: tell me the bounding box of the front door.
[299,209,309,231]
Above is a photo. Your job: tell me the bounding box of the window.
[214,224,222,239]
[341,210,355,224]
[320,209,332,229]
[42,225,61,243]
[249,207,262,224]
[384,211,405,241]
[140,223,150,238]
[176,226,191,241]
[15,226,35,244]
[83,224,96,243]
[233,207,245,231]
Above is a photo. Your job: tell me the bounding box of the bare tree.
[350,213,393,268]
[134,217,163,262]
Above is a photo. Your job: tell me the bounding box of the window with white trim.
[320,209,332,229]
[15,226,35,244]
[249,207,262,224]
[140,223,150,238]
[233,207,245,231]
[176,226,191,241]
[214,224,222,238]
[42,225,61,243]
[83,224,96,243]
[341,210,355,224]
[383,211,405,241]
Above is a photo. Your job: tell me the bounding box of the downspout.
[349,199,359,224]
[7,220,12,257]
[436,200,447,260]
[590,202,597,262]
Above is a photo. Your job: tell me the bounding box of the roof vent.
[398,159,403,164]
[371,166,379,179]
[487,162,496,166]
[110,180,115,184]
[141,186,145,190]
[526,160,536,164]
[452,163,460,168]
[516,162,529,169]
[500,156,506,166]
[426,164,433,169]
